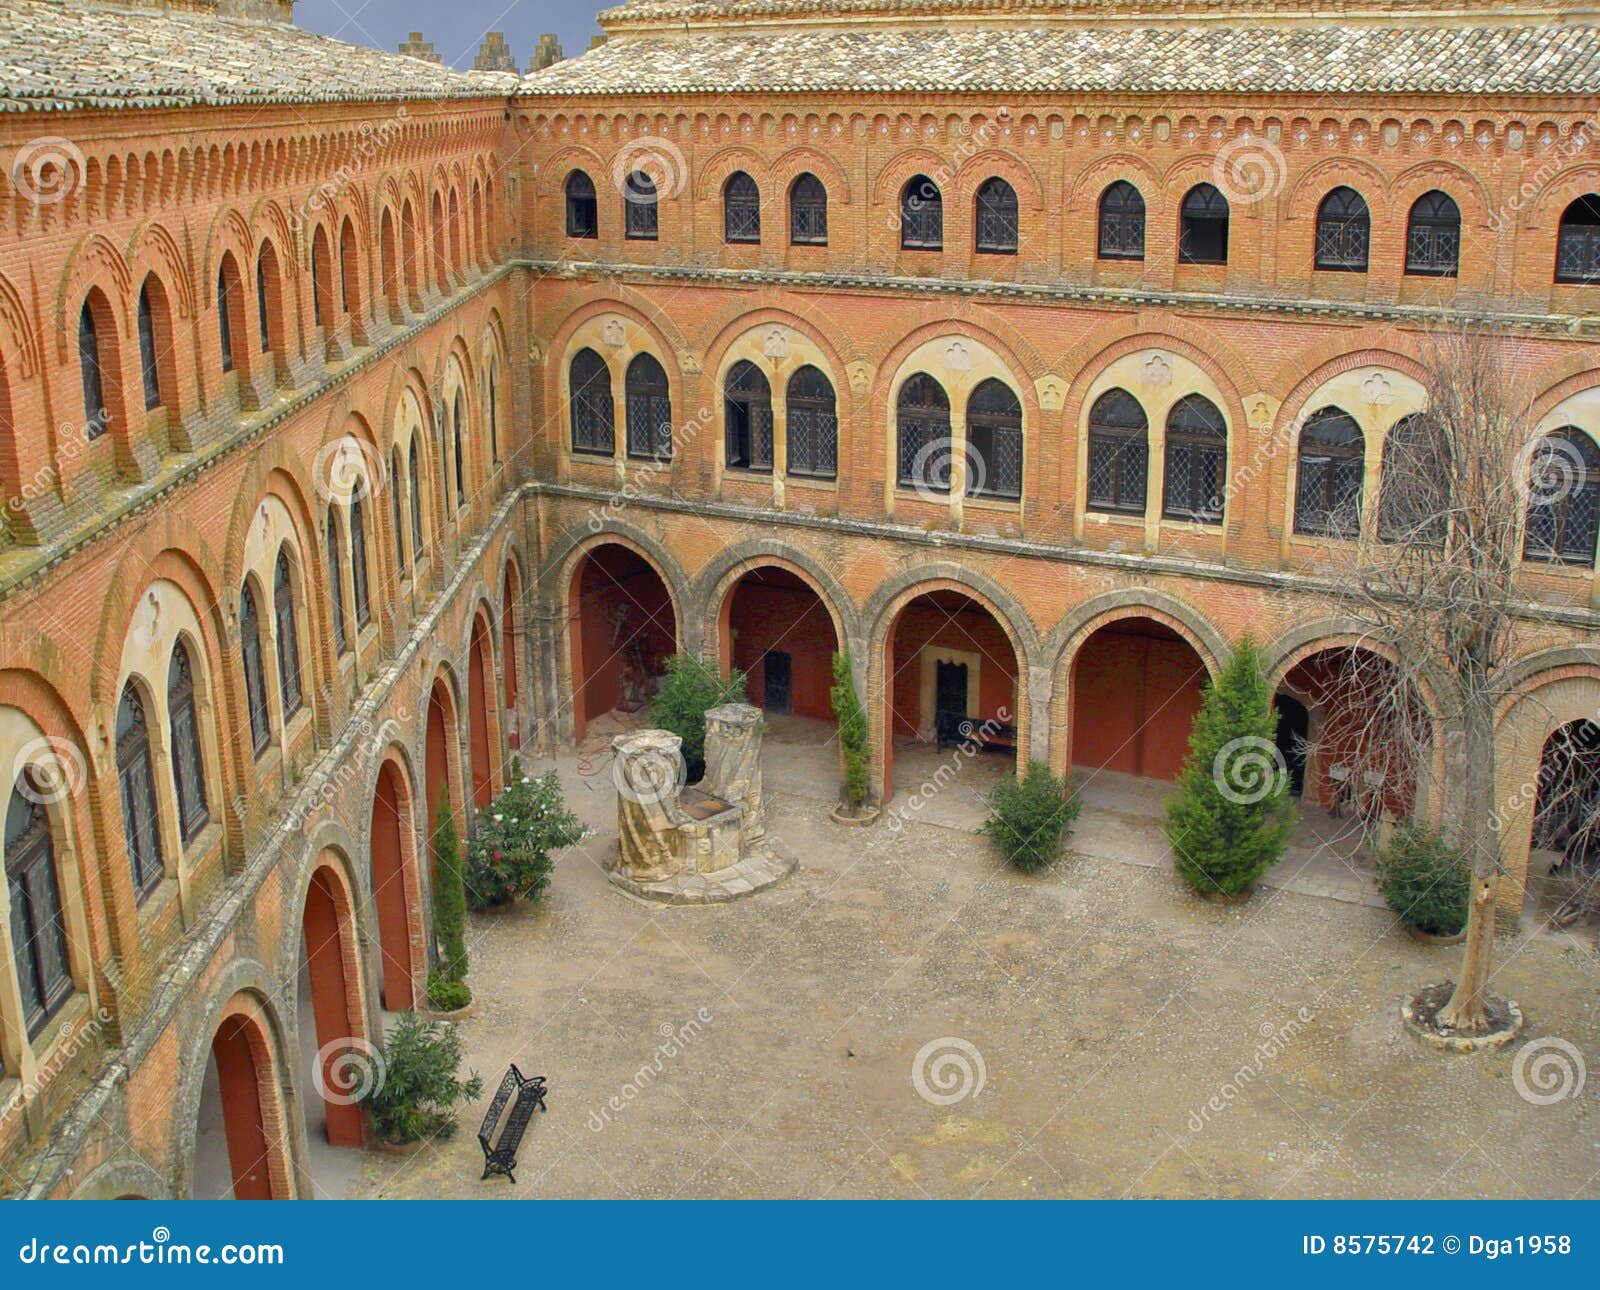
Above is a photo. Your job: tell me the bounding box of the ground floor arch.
[568,541,678,740]
[297,856,367,1151]
[424,675,461,837]
[368,758,417,1011]
[718,564,841,720]
[1069,615,1208,782]
[192,995,291,1200]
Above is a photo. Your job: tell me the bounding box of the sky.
[294,0,608,71]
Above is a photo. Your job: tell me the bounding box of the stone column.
[611,729,686,882]
[702,703,764,840]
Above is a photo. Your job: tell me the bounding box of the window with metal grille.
[168,641,209,845]
[1555,195,1600,284]
[240,582,271,755]
[78,298,107,439]
[274,548,304,719]
[1294,406,1365,538]
[724,172,761,244]
[1162,393,1227,523]
[311,233,327,327]
[116,682,164,902]
[625,353,673,460]
[137,279,162,411]
[1087,388,1149,514]
[900,175,942,250]
[565,171,598,238]
[216,266,235,373]
[724,360,773,471]
[391,449,408,577]
[327,510,348,655]
[1405,190,1460,277]
[790,173,828,244]
[1377,413,1449,544]
[408,441,424,560]
[896,373,951,490]
[1315,186,1370,271]
[786,365,837,478]
[624,171,658,240]
[570,347,615,455]
[256,251,272,351]
[1098,181,1145,260]
[488,363,499,464]
[1178,183,1229,265]
[7,773,73,1039]
[966,379,1022,499]
[974,177,1018,254]
[351,498,371,629]
[453,391,466,508]
[1524,427,1600,567]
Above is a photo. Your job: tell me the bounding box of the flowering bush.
[464,759,585,910]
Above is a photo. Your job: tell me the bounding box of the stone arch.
[364,744,424,1012]
[695,540,861,664]
[71,1158,172,1201]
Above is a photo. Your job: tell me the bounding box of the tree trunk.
[1435,691,1500,1034]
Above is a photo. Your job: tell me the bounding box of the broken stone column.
[702,703,764,841]
[611,729,687,883]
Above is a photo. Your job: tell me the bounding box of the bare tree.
[1322,323,1573,1036]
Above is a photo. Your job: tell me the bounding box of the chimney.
[397,31,443,63]
[529,33,565,72]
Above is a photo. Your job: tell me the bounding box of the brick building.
[0,0,1597,1197]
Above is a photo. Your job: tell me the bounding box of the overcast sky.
[295,0,607,71]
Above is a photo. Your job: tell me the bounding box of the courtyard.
[333,717,1600,1201]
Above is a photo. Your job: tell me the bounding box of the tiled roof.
[522,20,1600,97]
[0,0,516,114]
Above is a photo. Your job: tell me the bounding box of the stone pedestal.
[611,729,686,884]
[702,703,764,840]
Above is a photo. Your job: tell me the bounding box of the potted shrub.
[465,758,585,910]
[361,1011,483,1147]
[982,759,1081,871]
[829,652,878,825]
[429,801,472,1013]
[650,654,746,783]
[1376,822,1471,942]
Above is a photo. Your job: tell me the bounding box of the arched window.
[137,277,162,412]
[311,227,333,326]
[1086,389,1149,514]
[724,360,773,472]
[1406,191,1461,277]
[1555,195,1600,284]
[390,448,407,577]
[488,361,499,465]
[1377,412,1448,544]
[625,353,672,460]
[1294,407,1365,538]
[115,682,164,901]
[273,548,304,719]
[1162,393,1227,523]
[254,253,272,352]
[974,177,1018,254]
[78,299,108,439]
[1524,427,1600,566]
[790,173,828,245]
[350,498,371,629]
[239,583,271,755]
[1315,187,1370,272]
[326,510,348,655]
[624,171,658,241]
[901,175,943,250]
[724,172,761,244]
[408,440,424,560]
[452,391,466,509]
[167,641,209,845]
[216,266,236,374]
[339,217,360,315]
[896,373,951,491]
[1179,183,1229,265]
[966,379,1023,499]
[570,347,615,455]
[565,170,598,238]
[6,774,72,1038]
[786,365,837,478]
[1098,181,1145,260]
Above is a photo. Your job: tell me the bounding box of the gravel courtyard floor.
[340,719,1600,1200]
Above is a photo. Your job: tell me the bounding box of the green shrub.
[426,972,471,1013]
[362,1012,483,1143]
[830,652,871,810]
[649,654,746,782]
[465,758,585,909]
[1165,640,1296,898]
[1375,822,1471,935]
[982,760,1081,872]
[431,801,469,998]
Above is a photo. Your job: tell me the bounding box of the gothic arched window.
[1524,427,1600,567]
[724,172,761,244]
[1406,190,1461,277]
[1098,181,1145,260]
[273,548,304,719]
[724,360,773,472]
[570,347,615,455]
[327,509,348,655]
[1162,393,1227,523]
[1294,407,1366,538]
[786,365,837,478]
[565,171,597,238]
[1315,187,1371,271]
[625,353,673,460]
[6,774,73,1038]
[116,682,164,901]
[896,373,951,491]
[790,173,827,245]
[900,175,943,250]
[351,498,371,629]
[240,583,271,755]
[966,379,1023,499]
[168,641,209,845]
[974,177,1018,254]
[1087,389,1149,515]
[1179,183,1229,265]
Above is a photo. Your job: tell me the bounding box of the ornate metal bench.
[477,1064,548,1183]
